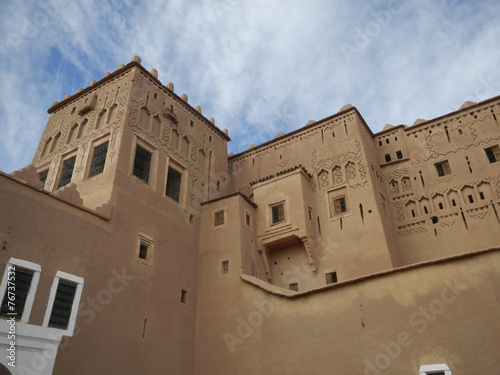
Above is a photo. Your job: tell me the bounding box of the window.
[48,280,77,329]
[88,141,109,178]
[0,259,41,323]
[214,210,225,226]
[38,169,49,186]
[133,144,152,183]
[137,235,154,264]
[333,197,347,215]
[396,150,403,159]
[385,154,391,163]
[181,289,187,304]
[139,243,148,260]
[485,145,500,163]
[166,167,182,202]
[245,212,251,227]
[325,272,337,285]
[221,260,229,274]
[289,283,298,291]
[435,160,451,177]
[57,155,76,189]
[43,271,84,335]
[271,203,285,225]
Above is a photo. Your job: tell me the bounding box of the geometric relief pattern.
[318,169,330,188]
[346,161,356,180]
[416,113,500,164]
[310,136,368,189]
[392,199,406,221]
[333,166,343,185]
[33,74,130,165]
[397,222,427,236]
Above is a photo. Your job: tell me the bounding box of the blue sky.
[0,0,499,173]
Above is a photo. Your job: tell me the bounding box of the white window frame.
[0,258,41,323]
[43,271,84,336]
[419,364,452,375]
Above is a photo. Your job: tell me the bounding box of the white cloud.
[0,0,499,171]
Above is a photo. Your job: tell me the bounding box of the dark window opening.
[139,243,148,260]
[88,141,109,178]
[479,192,485,200]
[385,139,389,144]
[181,289,187,304]
[385,154,391,163]
[166,167,182,202]
[435,160,451,177]
[221,260,229,274]
[48,280,77,329]
[39,169,49,186]
[214,210,224,226]
[133,145,152,183]
[57,155,76,189]
[411,209,416,217]
[485,145,500,163]
[271,203,285,224]
[325,272,337,285]
[452,199,456,206]
[438,202,444,210]
[423,206,428,214]
[245,213,251,227]
[431,216,439,224]
[396,150,403,159]
[468,195,474,204]
[0,267,34,319]
[289,283,298,291]
[378,140,382,146]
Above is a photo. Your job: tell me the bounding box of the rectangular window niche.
[136,234,154,265]
[43,271,84,336]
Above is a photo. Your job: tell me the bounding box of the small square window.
[333,197,347,215]
[325,272,337,285]
[271,203,285,225]
[166,167,182,202]
[221,260,229,274]
[435,160,451,177]
[88,141,109,178]
[289,283,298,291]
[396,150,403,159]
[214,210,225,226]
[133,144,152,183]
[139,244,148,260]
[485,145,500,163]
[57,155,76,189]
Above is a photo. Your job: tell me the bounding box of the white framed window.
[418,364,451,375]
[0,258,41,323]
[43,271,84,336]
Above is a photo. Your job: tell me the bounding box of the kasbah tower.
[0,56,499,374]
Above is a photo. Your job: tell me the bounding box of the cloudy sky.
[0,0,499,173]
